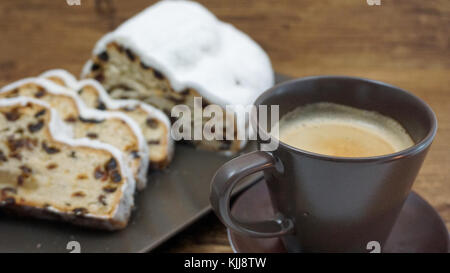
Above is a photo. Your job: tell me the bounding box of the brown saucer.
[228,179,449,253]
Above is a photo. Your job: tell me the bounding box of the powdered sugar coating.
[38,70,172,136]
[75,78,174,160]
[39,69,78,89]
[37,69,175,165]
[83,0,274,108]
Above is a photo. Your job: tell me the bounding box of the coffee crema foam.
[273,102,414,157]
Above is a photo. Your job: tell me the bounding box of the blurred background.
[0,0,448,252]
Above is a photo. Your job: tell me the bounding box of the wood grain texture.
[0,0,448,253]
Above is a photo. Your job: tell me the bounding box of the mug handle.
[210,151,295,238]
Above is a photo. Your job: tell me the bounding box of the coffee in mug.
[274,102,414,157]
[210,76,437,252]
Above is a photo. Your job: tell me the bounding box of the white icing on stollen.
[38,70,171,131]
[39,69,78,89]
[75,78,175,160]
[37,69,175,165]
[0,78,149,190]
[83,0,274,108]
[0,97,135,227]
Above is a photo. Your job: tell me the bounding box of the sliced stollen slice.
[0,78,149,190]
[0,97,135,230]
[81,0,275,154]
[40,69,174,169]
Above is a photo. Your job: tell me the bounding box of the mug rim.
[253,75,438,163]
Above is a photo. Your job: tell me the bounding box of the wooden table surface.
[0,0,448,253]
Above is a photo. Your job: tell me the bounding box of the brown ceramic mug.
[210,76,437,252]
